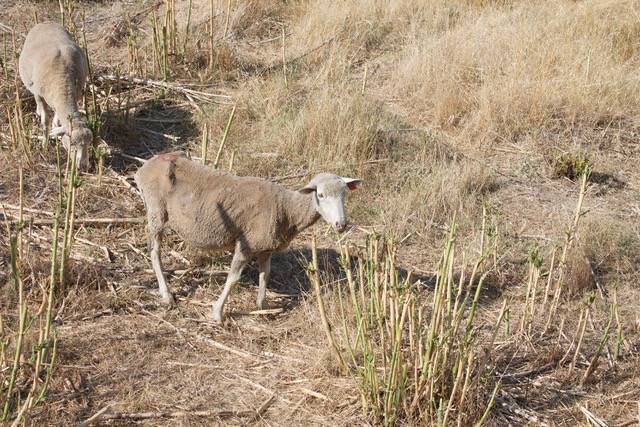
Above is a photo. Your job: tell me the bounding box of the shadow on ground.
[102,98,198,174]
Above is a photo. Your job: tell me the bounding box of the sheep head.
[300,173,362,232]
[61,125,93,171]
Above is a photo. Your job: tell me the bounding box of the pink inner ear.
[346,181,362,190]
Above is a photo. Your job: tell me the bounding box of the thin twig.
[247,394,277,423]
[140,127,180,141]
[579,405,608,427]
[117,152,147,164]
[79,404,111,426]
[299,388,331,401]
[192,332,254,359]
[98,74,233,104]
[0,22,22,38]
[85,408,258,422]
[108,171,140,195]
[234,375,290,402]
[167,361,220,369]
[1,204,54,216]
[1,215,145,225]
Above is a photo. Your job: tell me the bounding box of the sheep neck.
[47,75,82,132]
[285,190,321,233]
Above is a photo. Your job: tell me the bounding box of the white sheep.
[19,22,93,170]
[134,152,362,322]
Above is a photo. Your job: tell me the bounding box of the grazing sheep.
[135,152,362,322]
[19,22,92,170]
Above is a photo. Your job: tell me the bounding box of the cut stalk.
[209,0,214,70]
[309,237,347,373]
[162,24,169,81]
[201,122,209,165]
[361,64,368,94]
[17,166,23,257]
[581,305,614,385]
[39,217,60,377]
[2,237,27,421]
[223,0,231,38]
[228,150,235,171]
[545,170,589,332]
[58,150,78,289]
[613,287,624,360]
[213,104,236,169]
[570,306,589,371]
[183,0,193,54]
[281,26,287,86]
[474,381,500,427]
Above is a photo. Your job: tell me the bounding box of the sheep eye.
[318,193,325,199]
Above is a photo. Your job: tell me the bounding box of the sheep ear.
[299,183,317,194]
[342,177,362,191]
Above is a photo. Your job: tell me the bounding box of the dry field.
[1,0,640,425]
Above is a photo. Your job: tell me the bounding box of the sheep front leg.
[256,254,272,310]
[212,246,249,323]
[52,112,62,128]
[34,95,51,147]
[150,232,175,305]
[34,95,48,128]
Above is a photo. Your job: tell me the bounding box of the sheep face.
[62,126,92,171]
[300,173,362,233]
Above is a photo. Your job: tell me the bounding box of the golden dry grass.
[1,0,640,425]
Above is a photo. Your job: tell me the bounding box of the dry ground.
[1,0,640,425]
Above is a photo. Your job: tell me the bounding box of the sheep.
[19,22,93,170]
[134,152,362,322]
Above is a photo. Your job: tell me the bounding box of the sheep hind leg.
[212,246,249,323]
[150,231,175,305]
[256,253,272,310]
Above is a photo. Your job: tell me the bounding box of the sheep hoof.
[50,126,66,137]
[160,293,175,306]
[211,308,224,323]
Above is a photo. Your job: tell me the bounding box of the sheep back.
[136,153,307,254]
[19,22,88,103]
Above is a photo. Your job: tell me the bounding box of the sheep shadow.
[251,249,502,305]
[163,242,504,319]
[101,99,197,174]
[239,246,439,312]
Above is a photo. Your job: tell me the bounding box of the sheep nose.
[335,221,347,233]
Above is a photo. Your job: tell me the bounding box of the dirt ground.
[1,0,640,425]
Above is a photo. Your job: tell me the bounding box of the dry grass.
[1,0,640,425]
[393,1,640,141]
